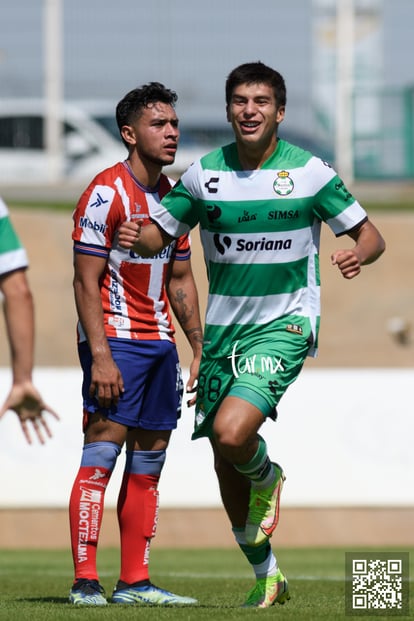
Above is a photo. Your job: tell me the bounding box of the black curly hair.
[116,82,178,147]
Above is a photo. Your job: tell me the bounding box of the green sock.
[233,527,271,566]
[234,435,274,487]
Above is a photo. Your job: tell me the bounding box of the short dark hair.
[225,62,286,108]
[116,82,178,146]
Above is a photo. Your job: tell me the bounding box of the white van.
[0,99,235,185]
[0,99,332,186]
[0,99,126,185]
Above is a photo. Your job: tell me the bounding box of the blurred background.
[0,0,413,548]
[0,0,413,185]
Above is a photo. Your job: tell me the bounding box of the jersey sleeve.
[150,162,203,237]
[72,174,126,257]
[312,161,367,236]
[0,198,29,275]
[172,232,191,261]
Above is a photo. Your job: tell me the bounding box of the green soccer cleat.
[69,578,108,606]
[111,579,198,606]
[245,462,285,546]
[243,570,290,608]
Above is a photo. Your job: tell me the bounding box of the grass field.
[0,547,412,620]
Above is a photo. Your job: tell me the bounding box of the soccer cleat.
[243,570,290,608]
[111,579,198,606]
[69,578,107,606]
[245,462,285,546]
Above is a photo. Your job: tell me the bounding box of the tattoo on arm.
[173,288,193,325]
[185,326,204,344]
[173,288,203,343]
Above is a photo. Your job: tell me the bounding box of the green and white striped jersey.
[0,197,28,277]
[152,140,367,357]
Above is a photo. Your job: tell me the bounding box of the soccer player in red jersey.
[69,83,202,606]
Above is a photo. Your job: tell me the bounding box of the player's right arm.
[119,171,198,255]
[118,220,174,256]
[73,252,124,407]
[0,268,59,443]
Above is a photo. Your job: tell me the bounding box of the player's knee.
[81,441,121,470]
[213,422,245,455]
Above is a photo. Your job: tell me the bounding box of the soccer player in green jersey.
[0,197,59,444]
[118,62,385,608]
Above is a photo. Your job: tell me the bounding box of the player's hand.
[0,381,59,445]
[89,357,125,409]
[118,220,141,249]
[331,249,362,279]
[186,382,198,408]
[186,357,200,408]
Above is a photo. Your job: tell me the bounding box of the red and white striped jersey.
[72,161,190,343]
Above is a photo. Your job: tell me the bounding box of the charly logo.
[204,177,219,194]
[273,170,294,196]
[206,204,222,225]
[213,233,231,255]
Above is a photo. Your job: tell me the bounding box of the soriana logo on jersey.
[273,170,294,196]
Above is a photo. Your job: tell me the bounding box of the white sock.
[252,464,276,490]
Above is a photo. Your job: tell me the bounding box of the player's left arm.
[166,256,203,407]
[331,219,386,280]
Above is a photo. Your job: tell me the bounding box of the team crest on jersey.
[130,203,145,220]
[273,170,294,196]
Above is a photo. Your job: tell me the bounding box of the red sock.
[117,471,160,584]
[69,465,111,581]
